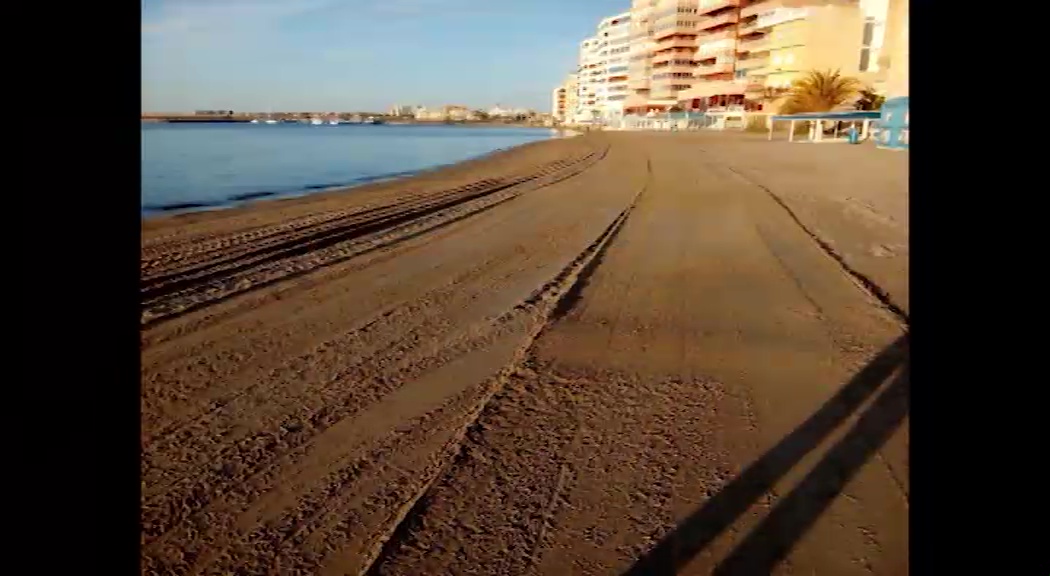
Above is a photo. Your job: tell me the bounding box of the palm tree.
[758,86,789,111]
[780,69,863,114]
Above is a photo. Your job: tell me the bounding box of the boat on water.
[363,116,385,125]
[250,119,260,124]
[310,118,324,125]
[265,119,279,125]
[328,119,341,125]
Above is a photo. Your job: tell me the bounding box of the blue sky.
[142,0,628,113]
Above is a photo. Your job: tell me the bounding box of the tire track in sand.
[357,158,650,576]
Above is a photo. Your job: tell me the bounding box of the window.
[858,16,885,72]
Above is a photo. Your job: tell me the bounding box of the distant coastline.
[142,113,555,128]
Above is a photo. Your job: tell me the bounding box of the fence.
[620,111,771,132]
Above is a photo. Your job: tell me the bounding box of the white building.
[596,11,632,125]
[413,106,445,121]
[574,36,602,123]
[572,12,632,126]
[388,104,415,116]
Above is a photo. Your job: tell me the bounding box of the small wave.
[229,190,278,202]
[143,201,219,212]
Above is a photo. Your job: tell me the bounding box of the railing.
[735,54,769,69]
[655,36,700,49]
[697,29,735,43]
[695,61,734,75]
[697,0,741,16]
[697,11,739,31]
[738,37,770,52]
[755,7,809,29]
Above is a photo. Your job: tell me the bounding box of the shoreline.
[142,129,573,221]
[142,134,589,233]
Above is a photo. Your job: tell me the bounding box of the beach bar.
[768,110,882,143]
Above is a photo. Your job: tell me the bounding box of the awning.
[771,111,881,122]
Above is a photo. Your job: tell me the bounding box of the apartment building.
[625,0,653,114]
[744,0,864,90]
[563,74,580,121]
[551,86,567,121]
[878,0,907,97]
[648,0,701,105]
[575,36,603,122]
[596,12,633,124]
[673,0,869,111]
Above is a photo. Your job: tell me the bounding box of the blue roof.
[771,110,882,121]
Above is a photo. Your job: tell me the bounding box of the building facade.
[551,73,581,122]
[567,0,899,120]
[625,0,655,113]
[879,0,907,97]
[596,12,633,124]
[648,0,701,106]
[575,36,603,122]
[563,74,579,122]
[552,86,567,121]
[674,0,869,112]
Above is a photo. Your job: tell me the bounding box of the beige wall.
[799,5,865,75]
[760,3,864,92]
[880,0,908,97]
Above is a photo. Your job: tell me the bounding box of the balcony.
[651,50,694,65]
[698,0,741,16]
[696,29,735,44]
[735,54,768,70]
[736,18,766,37]
[695,61,734,76]
[737,37,770,53]
[741,0,786,18]
[655,36,699,50]
[697,11,739,31]
[628,76,651,89]
[649,85,681,100]
[694,47,735,61]
[653,22,697,40]
[652,63,697,76]
[754,7,810,29]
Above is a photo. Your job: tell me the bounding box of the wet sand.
[141,131,908,575]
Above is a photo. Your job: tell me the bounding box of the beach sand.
[141,131,908,575]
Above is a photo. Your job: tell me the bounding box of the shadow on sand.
[621,333,909,576]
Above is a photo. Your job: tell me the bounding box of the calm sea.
[141,123,559,217]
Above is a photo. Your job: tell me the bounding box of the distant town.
[142,104,555,126]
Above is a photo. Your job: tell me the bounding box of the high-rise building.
[552,86,567,121]
[648,1,701,105]
[596,11,633,124]
[576,36,603,122]
[563,74,579,121]
[673,0,869,112]
[550,71,582,122]
[878,0,907,97]
[625,0,656,114]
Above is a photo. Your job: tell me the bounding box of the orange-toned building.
[619,0,884,115]
[624,0,702,114]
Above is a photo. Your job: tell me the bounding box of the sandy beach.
[141,131,908,575]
